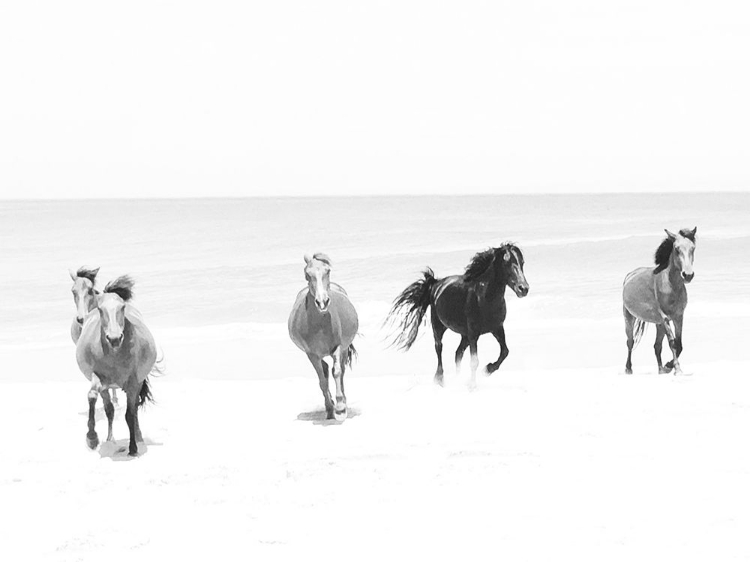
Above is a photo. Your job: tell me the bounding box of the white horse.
[622,227,697,375]
[288,254,358,421]
[76,275,158,456]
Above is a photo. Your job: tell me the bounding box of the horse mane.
[311,253,333,267]
[464,243,521,281]
[76,266,99,283]
[103,275,135,301]
[653,237,673,274]
[679,228,697,242]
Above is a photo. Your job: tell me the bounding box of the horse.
[386,243,529,388]
[622,227,697,375]
[76,275,157,456]
[69,266,119,405]
[288,253,358,422]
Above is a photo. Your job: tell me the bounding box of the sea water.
[1,193,748,380]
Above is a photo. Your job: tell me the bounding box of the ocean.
[1,193,748,380]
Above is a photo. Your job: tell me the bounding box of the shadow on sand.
[296,407,361,426]
[97,438,162,461]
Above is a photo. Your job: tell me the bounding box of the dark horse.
[387,244,529,388]
[623,227,697,375]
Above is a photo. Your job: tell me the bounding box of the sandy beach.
[3,356,750,561]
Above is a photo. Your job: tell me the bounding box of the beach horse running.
[622,227,697,375]
[76,275,158,455]
[386,243,529,388]
[70,266,118,405]
[288,254,358,421]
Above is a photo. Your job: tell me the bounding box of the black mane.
[103,275,135,301]
[76,266,99,283]
[311,252,332,267]
[464,243,522,282]
[679,228,696,242]
[653,237,673,274]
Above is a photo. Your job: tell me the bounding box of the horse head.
[304,253,333,312]
[70,266,100,325]
[665,227,697,283]
[97,275,135,349]
[498,245,529,297]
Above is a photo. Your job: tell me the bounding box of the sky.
[1,1,749,198]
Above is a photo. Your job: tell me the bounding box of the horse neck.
[473,261,507,300]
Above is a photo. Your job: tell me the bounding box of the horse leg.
[86,375,103,449]
[665,314,684,372]
[99,388,115,442]
[331,346,347,421]
[308,353,334,419]
[661,319,683,375]
[455,336,469,375]
[431,315,447,386]
[486,326,509,374]
[654,324,668,373]
[468,336,479,390]
[623,306,635,374]
[124,386,140,456]
[111,389,119,406]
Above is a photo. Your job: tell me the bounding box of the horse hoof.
[624,368,633,375]
[659,367,670,374]
[485,363,498,375]
[434,376,444,387]
[86,433,99,449]
[334,409,347,422]
[128,447,139,457]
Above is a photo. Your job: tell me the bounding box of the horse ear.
[69,269,77,281]
[503,250,511,262]
[303,254,312,264]
[664,229,677,240]
[91,267,100,278]
[689,226,697,238]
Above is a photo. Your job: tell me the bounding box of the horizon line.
[1,189,749,202]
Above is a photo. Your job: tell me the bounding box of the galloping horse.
[70,266,118,405]
[288,254,358,421]
[76,275,157,455]
[622,227,697,375]
[386,243,529,388]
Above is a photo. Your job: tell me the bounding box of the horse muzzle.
[106,334,124,348]
[315,297,331,312]
[682,272,694,283]
[514,285,529,297]
[76,316,84,325]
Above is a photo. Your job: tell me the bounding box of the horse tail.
[137,377,154,409]
[385,268,438,351]
[344,343,358,369]
[632,318,647,348]
[137,353,164,409]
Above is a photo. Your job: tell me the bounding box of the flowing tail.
[344,344,358,368]
[137,378,154,409]
[385,268,438,351]
[632,318,647,348]
[137,354,164,409]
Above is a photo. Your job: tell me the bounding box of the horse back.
[433,275,507,335]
